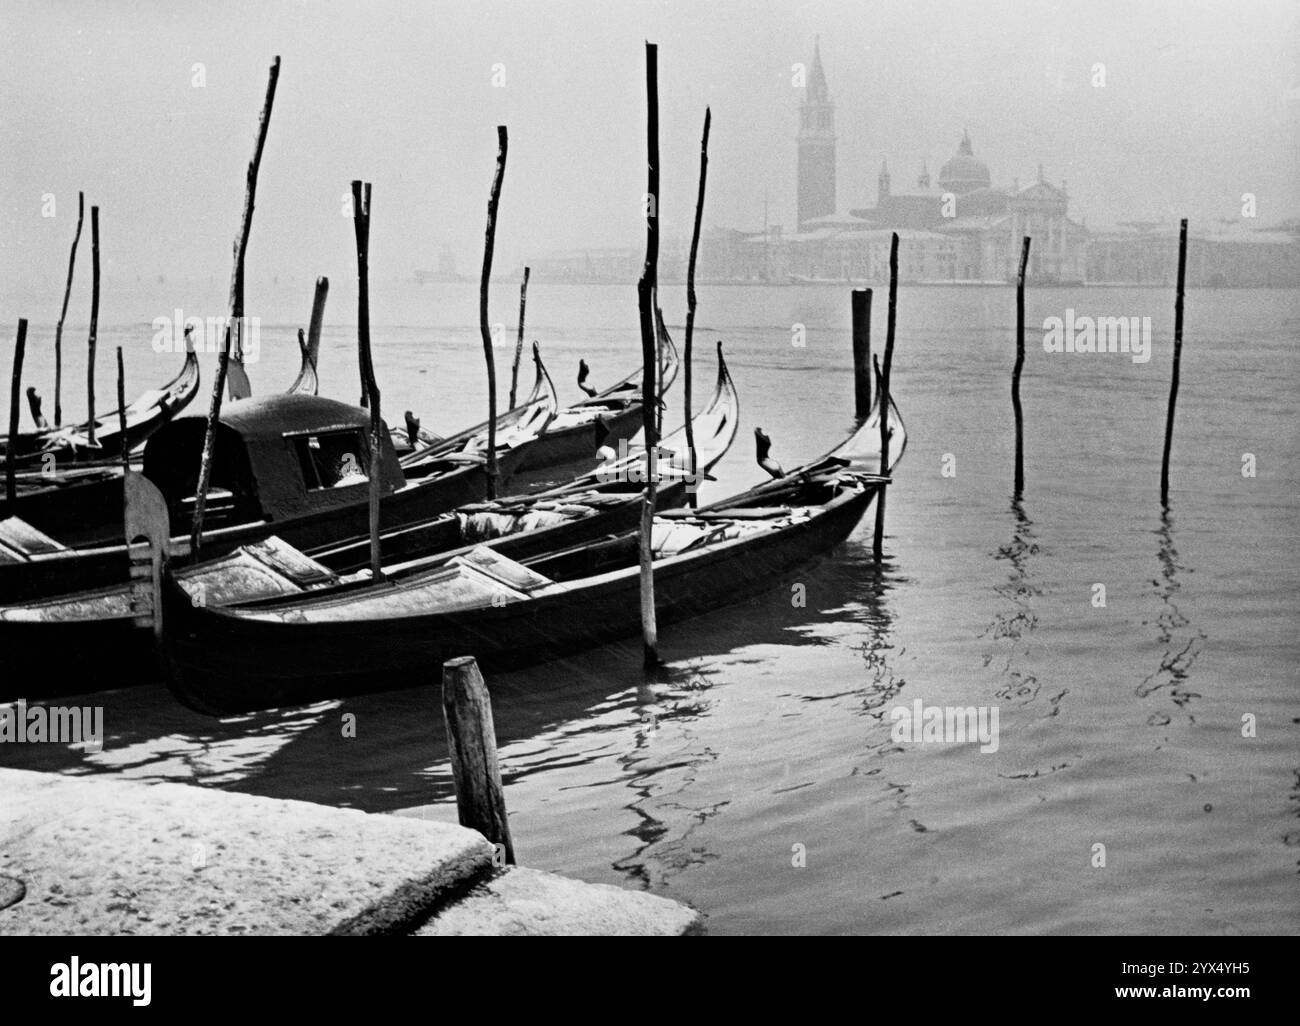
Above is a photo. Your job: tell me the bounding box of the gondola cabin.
[143,394,405,535]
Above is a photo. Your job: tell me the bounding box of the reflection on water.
[1138,510,1205,723]
[982,499,1044,708]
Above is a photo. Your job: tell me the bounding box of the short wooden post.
[116,347,129,469]
[636,41,661,668]
[1012,236,1031,499]
[54,191,84,427]
[684,107,711,507]
[508,266,530,409]
[7,319,28,505]
[851,287,872,420]
[873,233,899,561]
[1160,219,1188,508]
[479,126,508,499]
[441,656,515,865]
[86,205,100,446]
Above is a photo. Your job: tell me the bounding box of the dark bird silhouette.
[404,410,421,447]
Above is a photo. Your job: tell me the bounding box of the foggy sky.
[2,0,1297,318]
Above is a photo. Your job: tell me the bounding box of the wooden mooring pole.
[637,41,661,668]
[86,206,100,447]
[351,180,383,581]
[192,55,280,554]
[508,266,530,409]
[1013,236,1031,500]
[479,126,508,499]
[116,347,129,470]
[7,319,28,505]
[873,233,899,562]
[1160,218,1189,508]
[225,55,281,402]
[53,191,84,427]
[442,656,515,865]
[852,287,872,421]
[684,107,711,507]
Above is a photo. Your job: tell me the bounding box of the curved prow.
[25,388,48,430]
[287,327,320,396]
[755,427,784,479]
[577,359,598,398]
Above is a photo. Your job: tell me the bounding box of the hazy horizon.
[3,0,1298,326]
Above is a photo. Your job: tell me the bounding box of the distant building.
[1087,219,1300,287]
[787,45,1088,284]
[532,41,1299,287]
[796,38,837,230]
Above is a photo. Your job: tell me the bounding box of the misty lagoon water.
[3,282,1297,935]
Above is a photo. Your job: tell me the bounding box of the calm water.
[3,282,1298,935]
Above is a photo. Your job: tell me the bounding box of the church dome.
[938,131,991,194]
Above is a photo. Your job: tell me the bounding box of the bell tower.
[797,38,836,229]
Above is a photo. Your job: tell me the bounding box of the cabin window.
[290,430,369,490]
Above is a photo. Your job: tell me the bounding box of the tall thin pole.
[1013,236,1031,499]
[225,55,281,402]
[479,126,508,499]
[1161,219,1189,508]
[7,319,28,505]
[508,266,530,409]
[53,191,84,427]
[851,287,872,420]
[637,41,661,668]
[86,206,100,446]
[191,56,280,554]
[116,347,129,470]
[351,180,382,580]
[684,108,711,507]
[873,232,899,561]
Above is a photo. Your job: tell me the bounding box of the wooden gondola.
[0,331,321,537]
[0,337,201,469]
[0,347,559,603]
[0,343,740,700]
[495,305,679,488]
[157,371,904,716]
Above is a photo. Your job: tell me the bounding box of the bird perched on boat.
[577,359,599,397]
[755,427,784,479]
[405,410,421,446]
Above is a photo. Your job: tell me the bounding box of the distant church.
[789,40,1089,283]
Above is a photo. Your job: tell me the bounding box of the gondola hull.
[163,483,877,716]
[0,446,523,603]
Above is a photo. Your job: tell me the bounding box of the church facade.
[767,42,1089,284]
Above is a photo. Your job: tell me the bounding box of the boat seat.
[176,535,339,606]
[244,545,564,622]
[449,545,557,594]
[0,517,70,562]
